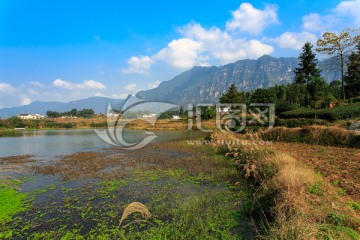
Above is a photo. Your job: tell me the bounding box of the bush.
[279,103,360,120]
[275,118,326,128]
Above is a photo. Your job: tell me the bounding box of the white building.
[142,113,157,118]
[18,114,45,120]
[172,115,181,120]
[216,107,230,113]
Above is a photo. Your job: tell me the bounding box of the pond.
[0,129,207,157]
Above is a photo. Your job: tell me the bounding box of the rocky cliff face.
[138,55,299,104]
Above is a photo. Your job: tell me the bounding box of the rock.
[348,121,360,131]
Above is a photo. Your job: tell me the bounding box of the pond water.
[0,129,207,157]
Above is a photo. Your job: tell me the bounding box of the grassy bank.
[211,132,360,239]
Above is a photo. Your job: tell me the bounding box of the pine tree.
[294,42,321,107]
[345,43,360,98]
[219,84,244,103]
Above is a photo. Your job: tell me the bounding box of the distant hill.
[0,97,124,118]
[137,55,299,105]
[0,55,341,118]
[138,55,340,105]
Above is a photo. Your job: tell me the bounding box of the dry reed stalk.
[118,202,151,228]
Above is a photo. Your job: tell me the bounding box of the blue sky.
[0,0,359,108]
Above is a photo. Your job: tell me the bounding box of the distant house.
[142,113,157,118]
[18,113,44,120]
[172,115,181,120]
[216,107,230,113]
[106,113,120,118]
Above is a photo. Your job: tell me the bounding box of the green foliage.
[294,42,321,85]
[275,118,324,128]
[90,122,107,128]
[0,186,30,224]
[46,110,62,118]
[329,80,342,99]
[43,121,74,128]
[280,103,360,120]
[200,106,216,120]
[219,84,245,103]
[348,201,360,211]
[345,43,360,98]
[7,116,25,128]
[46,108,95,118]
[250,88,276,103]
[308,182,323,195]
[158,110,180,119]
[316,28,360,100]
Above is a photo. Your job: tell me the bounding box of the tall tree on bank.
[294,42,321,107]
[316,28,360,100]
[345,43,360,98]
[219,84,244,103]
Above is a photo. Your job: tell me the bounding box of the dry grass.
[118,202,151,228]
[259,125,360,148]
[211,131,360,239]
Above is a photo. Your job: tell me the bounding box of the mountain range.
[0,55,340,118]
[0,97,124,118]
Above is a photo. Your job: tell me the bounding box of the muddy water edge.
[0,140,255,239]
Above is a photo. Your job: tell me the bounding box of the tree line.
[46,108,95,118]
[220,28,360,110]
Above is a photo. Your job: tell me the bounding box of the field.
[272,142,360,201]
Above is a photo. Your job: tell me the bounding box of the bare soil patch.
[271,142,360,201]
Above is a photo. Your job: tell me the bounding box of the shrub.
[279,103,360,120]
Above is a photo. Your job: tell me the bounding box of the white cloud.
[122,56,153,75]
[123,83,137,92]
[82,80,106,89]
[30,81,45,88]
[21,97,32,106]
[53,79,106,90]
[273,32,318,50]
[122,5,276,72]
[178,23,274,64]
[125,23,274,70]
[301,0,360,33]
[334,0,360,25]
[112,93,129,99]
[95,92,105,97]
[154,38,206,68]
[0,82,16,92]
[147,80,161,89]
[226,3,279,35]
[302,13,335,32]
[28,88,41,96]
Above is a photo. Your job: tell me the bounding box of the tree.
[46,111,61,118]
[179,106,184,117]
[316,28,360,100]
[69,108,77,117]
[77,109,94,118]
[294,42,321,107]
[345,43,360,98]
[219,84,244,104]
[200,107,216,120]
[308,77,328,106]
[329,80,342,99]
[250,88,276,104]
[8,116,25,128]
